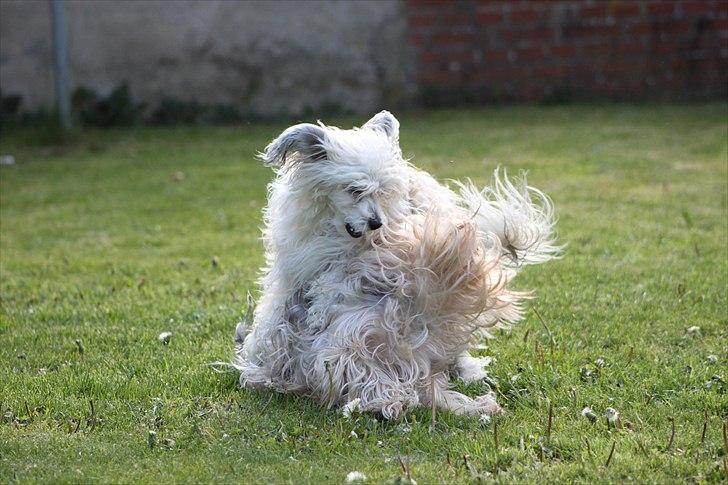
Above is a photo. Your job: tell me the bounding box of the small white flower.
[158,332,172,344]
[604,407,619,424]
[706,355,718,364]
[479,414,491,425]
[349,430,358,439]
[581,406,597,423]
[345,471,367,483]
[686,326,701,336]
[341,398,361,418]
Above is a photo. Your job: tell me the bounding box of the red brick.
[485,49,510,62]
[499,28,519,43]
[625,78,646,92]
[447,50,477,64]
[610,3,642,17]
[408,32,427,46]
[418,51,440,64]
[648,1,675,15]
[629,22,653,35]
[521,27,555,43]
[617,41,646,54]
[653,41,679,53]
[535,64,569,78]
[511,8,540,23]
[681,0,711,15]
[580,4,607,18]
[419,70,460,85]
[472,68,508,84]
[671,58,688,69]
[443,12,473,24]
[516,46,543,61]
[713,18,728,30]
[551,44,577,57]
[604,60,637,75]
[582,43,613,57]
[409,12,438,28]
[475,11,503,24]
[591,24,621,36]
[406,0,727,102]
[432,32,475,45]
[675,20,693,32]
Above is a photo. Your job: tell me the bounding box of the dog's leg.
[234,327,273,389]
[311,345,421,420]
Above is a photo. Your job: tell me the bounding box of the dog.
[233,111,559,419]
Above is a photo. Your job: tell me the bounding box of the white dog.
[234,111,559,419]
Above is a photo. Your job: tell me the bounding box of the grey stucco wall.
[0,0,413,117]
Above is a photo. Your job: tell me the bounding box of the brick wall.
[407,0,728,104]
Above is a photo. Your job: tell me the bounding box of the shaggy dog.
[234,111,559,419]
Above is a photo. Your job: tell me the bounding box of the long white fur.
[233,111,560,419]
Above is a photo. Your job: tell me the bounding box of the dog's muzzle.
[345,223,363,238]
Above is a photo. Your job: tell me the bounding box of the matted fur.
[233,111,560,419]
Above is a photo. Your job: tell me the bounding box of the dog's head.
[260,111,409,239]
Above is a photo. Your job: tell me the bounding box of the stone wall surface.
[0,0,413,117]
[1,0,726,117]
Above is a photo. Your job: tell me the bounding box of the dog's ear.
[363,110,400,142]
[259,123,327,169]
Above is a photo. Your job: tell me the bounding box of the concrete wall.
[3,0,725,117]
[0,0,414,117]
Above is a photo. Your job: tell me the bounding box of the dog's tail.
[455,168,562,269]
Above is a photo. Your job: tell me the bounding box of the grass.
[1,104,727,483]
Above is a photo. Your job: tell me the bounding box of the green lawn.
[1,104,727,484]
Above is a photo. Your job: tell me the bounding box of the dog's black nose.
[368,215,382,230]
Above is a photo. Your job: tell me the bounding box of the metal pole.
[50,0,71,130]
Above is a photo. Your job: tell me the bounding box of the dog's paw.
[438,390,501,416]
[469,394,502,416]
[455,353,493,383]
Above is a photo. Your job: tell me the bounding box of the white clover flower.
[158,332,172,344]
[686,326,701,336]
[345,471,367,483]
[604,407,619,424]
[479,414,491,425]
[341,398,361,418]
[350,430,358,439]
